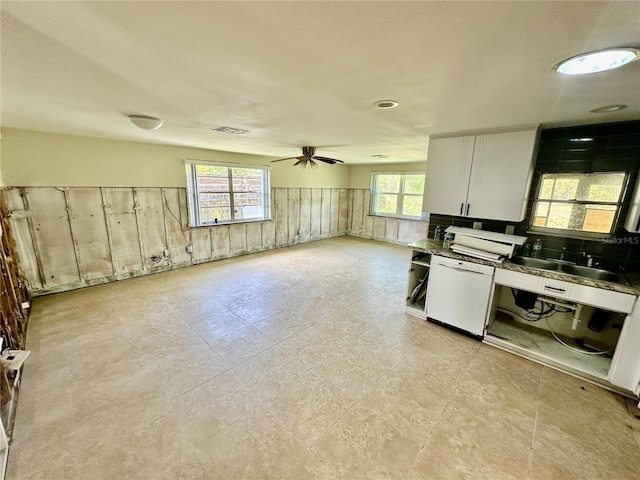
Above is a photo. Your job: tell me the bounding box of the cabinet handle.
[460,203,464,215]
[544,285,566,293]
[466,204,470,216]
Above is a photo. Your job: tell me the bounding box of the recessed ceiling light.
[129,115,163,130]
[555,48,640,75]
[589,104,627,113]
[374,100,399,109]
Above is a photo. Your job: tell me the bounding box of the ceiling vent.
[213,126,249,135]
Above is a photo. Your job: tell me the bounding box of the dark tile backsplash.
[429,119,640,272]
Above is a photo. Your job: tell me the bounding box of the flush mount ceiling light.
[555,48,640,75]
[128,115,163,130]
[374,100,399,109]
[589,104,627,113]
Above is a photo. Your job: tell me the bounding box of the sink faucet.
[577,251,587,266]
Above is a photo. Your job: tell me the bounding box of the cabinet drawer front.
[540,278,571,299]
[569,284,636,314]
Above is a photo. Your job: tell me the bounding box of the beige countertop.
[408,238,639,296]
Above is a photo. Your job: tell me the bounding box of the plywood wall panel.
[310,188,322,239]
[398,220,428,245]
[103,188,144,276]
[246,222,263,252]
[287,188,301,244]
[27,188,81,287]
[162,188,192,266]
[212,225,231,258]
[384,218,399,243]
[299,189,311,241]
[362,191,374,238]
[338,189,349,234]
[329,189,340,235]
[230,223,247,254]
[320,188,331,237]
[4,188,43,290]
[274,188,288,247]
[373,216,386,241]
[66,188,113,281]
[261,220,275,248]
[134,188,168,271]
[191,227,212,262]
[349,189,364,235]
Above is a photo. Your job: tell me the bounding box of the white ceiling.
[1,1,639,164]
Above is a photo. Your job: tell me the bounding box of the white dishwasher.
[426,255,495,337]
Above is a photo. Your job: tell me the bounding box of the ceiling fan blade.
[314,156,344,164]
[292,159,306,166]
[271,156,305,163]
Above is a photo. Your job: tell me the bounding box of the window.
[371,173,425,219]
[530,172,628,237]
[185,161,270,226]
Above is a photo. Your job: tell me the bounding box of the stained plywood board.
[261,220,276,248]
[66,188,113,281]
[384,218,399,243]
[191,227,212,262]
[212,224,231,258]
[3,188,43,290]
[373,216,386,241]
[350,189,364,235]
[27,188,80,287]
[329,189,340,235]
[162,188,192,266]
[134,188,167,270]
[287,188,300,244]
[246,222,263,252]
[363,191,374,238]
[320,189,331,237]
[338,189,349,234]
[274,188,288,247]
[299,189,311,241]
[230,223,247,254]
[103,188,143,276]
[398,219,428,244]
[310,189,322,239]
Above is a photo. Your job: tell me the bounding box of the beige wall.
[348,162,427,189]
[0,128,349,189]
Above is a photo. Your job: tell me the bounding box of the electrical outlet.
[186,245,193,254]
[297,228,302,235]
[473,222,482,230]
[163,248,170,257]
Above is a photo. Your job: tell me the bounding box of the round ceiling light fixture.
[374,100,399,109]
[555,48,640,75]
[589,104,627,113]
[129,115,163,130]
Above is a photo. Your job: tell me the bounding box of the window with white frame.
[371,173,425,219]
[530,172,628,237]
[185,161,270,226]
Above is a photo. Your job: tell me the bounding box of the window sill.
[526,228,612,241]
[191,218,271,228]
[368,214,427,222]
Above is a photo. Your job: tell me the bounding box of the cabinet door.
[423,136,475,217]
[609,305,640,392]
[466,129,537,221]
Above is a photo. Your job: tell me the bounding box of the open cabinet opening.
[485,284,626,381]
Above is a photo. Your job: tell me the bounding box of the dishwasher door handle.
[441,264,487,275]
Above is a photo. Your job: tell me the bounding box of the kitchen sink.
[509,257,625,284]
[509,256,560,271]
[560,264,622,283]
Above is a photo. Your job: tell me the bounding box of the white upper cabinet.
[423,127,539,221]
[624,179,640,232]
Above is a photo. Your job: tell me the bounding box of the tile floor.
[7,236,640,479]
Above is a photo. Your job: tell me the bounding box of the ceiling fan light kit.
[128,115,163,130]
